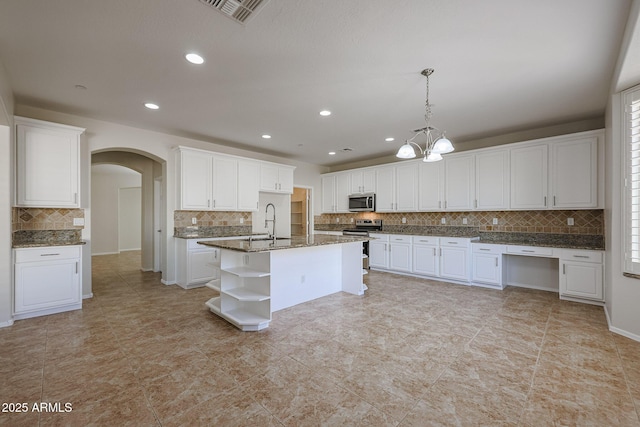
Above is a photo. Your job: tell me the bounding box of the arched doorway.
[91,150,163,273]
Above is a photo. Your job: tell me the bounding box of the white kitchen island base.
[200,236,367,331]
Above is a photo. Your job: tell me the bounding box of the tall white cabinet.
[15,117,85,208]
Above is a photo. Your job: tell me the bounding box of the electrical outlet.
[239,218,244,224]
[462,218,468,225]
[191,217,197,225]
[336,217,340,223]
[567,218,574,226]
[350,218,354,223]
[402,217,406,224]
[492,218,498,225]
[73,218,84,226]
[441,217,446,225]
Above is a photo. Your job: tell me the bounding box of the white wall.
[605,0,640,341]
[91,164,141,255]
[118,187,142,251]
[0,58,14,327]
[14,104,326,287]
[254,193,291,238]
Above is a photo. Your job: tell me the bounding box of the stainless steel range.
[343,219,382,269]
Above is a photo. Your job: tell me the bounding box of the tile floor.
[1,251,639,426]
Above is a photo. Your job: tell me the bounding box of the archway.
[91,150,163,272]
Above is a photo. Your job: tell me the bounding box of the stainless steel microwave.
[348,193,376,212]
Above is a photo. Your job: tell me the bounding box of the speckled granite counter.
[12,230,86,248]
[174,226,255,239]
[478,232,604,250]
[198,234,369,252]
[314,225,480,237]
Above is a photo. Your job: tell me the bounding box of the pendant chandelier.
[396,68,454,162]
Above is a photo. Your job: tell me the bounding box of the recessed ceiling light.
[328,151,336,155]
[185,53,204,65]
[262,134,271,139]
[144,102,159,110]
[385,137,395,142]
[319,110,331,116]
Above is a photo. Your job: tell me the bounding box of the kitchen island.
[197,234,369,331]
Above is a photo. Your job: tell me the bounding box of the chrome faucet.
[265,203,276,241]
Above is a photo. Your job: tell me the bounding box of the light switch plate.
[462,218,468,225]
[73,218,84,226]
[441,217,446,224]
[567,218,574,226]
[402,217,406,224]
[492,218,498,225]
[191,217,197,225]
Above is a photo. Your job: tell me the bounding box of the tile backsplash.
[174,210,252,228]
[315,210,603,235]
[12,207,85,231]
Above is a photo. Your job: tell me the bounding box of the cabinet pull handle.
[384,244,387,251]
[563,264,566,274]
[76,262,78,274]
[439,201,442,209]
[208,200,210,208]
[213,200,216,208]
[474,199,477,208]
[447,241,458,244]
[573,255,590,259]
[74,193,78,204]
[40,253,60,257]
[479,248,490,251]
[444,201,447,209]
[433,248,436,256]
[553,196,556,206]
[439,248,442,256]
[495,258,498,267]
[522,250,535,253]
[544,196,547,206]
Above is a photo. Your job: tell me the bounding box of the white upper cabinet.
[237,160,260,211]
[444,154,475,210]
[375,164,417,212]
[350,169,376,194]
[321,173,350,213]
[178,149,212,210]
[549,136,598,209]
[510,144,549,209]
[418,161,444,211]
[260,163,294,194]
[15,117,84,208]
[475,149,510,210]
[211,155,237,210]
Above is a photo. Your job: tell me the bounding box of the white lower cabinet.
[412,236,439,276]
[560,249,604,302]
[471,243,506,289]
[14,245,82,320]
[388,235,412,273]
[439,238,471,282]
[369,233,389,269]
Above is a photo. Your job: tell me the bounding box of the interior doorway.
[291,187,312,236]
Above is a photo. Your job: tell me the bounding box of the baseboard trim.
[605,305,640,343]
[161,279,176,286]
[0,319,14,328]
[83,293,94,299]
[92,251,119,256]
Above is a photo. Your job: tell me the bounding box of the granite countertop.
[174,226,256,239]
[12,229,86,248]
[477,232,604,250]
[197,234,369,253]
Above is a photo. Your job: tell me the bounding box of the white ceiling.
[0,0,632,167]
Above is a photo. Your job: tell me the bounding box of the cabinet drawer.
[389,235,411,244]
[472,243,506,254]
[561,250,602,263]
[506,245,554,257]
[15,246,80,263]
[370,233,389,242]
[412,236,439,246]
[440,237,471,247]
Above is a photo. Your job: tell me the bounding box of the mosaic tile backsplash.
[12,207,85,231]
[315,210,603,235]
[174,210,252,228]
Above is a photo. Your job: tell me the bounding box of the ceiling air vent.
[198,0,269,24]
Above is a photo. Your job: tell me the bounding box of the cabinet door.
[511,144,548,209]
[17,124,80,207]
[476,150,510,210]
[369,240,389,269]
[180,150,212,210]
[418,161,444,211]
[189,250,219,284]
[350,171,364,194]
[395,163,418,212]
[444,155,475,210]
[278,167,294,193]
[15,259,80,313]
[260,164,280,192]
[211,156,238,210]
[238,161,260,211]
[389,243,412,272]
[321,175,337,213]
[550,137,598,209]
[560,261,603,301]
[350,169,376,194]
[412,245,439,276]
[440,247,469,281]
[472,253,501,285]
[335,173,351,212]
[376,166,396,212]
